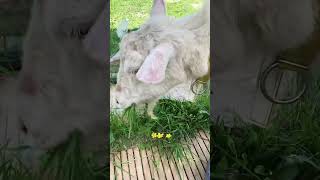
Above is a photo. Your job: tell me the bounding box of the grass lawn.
[110,0,209,159]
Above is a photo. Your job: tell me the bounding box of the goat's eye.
[70,27,90,39]
[61,19,92,39]
[127,68,139,74]
[116,99,119,104]
[133,69,139,74]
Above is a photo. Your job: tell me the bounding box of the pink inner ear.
[136,51,168,84]
[136,43,174,84]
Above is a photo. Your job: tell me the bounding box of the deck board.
[121,150,130,180]
[159,146,174,180]
[110,131,210,180]
[147,148,159,180]
[140,149,152,179]
[133,147,145,180]
[110,155,115,180]
[152,147,166,179]
[186,137,206,180]
[166,153,181,180]
[173,154,188,180]
[127,149,137,180]
[114,153,123,180]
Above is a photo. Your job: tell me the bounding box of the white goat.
[0,0,108,167]
[110,0,210,118]
[211,0,320,126]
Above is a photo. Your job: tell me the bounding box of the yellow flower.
[157,133,164,139]
[165,134,172,139]
[151,132,157,139]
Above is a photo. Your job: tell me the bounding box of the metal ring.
[191,79,208,95]
[260,61,307,104]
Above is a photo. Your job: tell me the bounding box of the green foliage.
[0,132,106,180]
[212,78,320,179]
[110,94,210,159]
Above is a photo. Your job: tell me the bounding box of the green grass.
[0,132,107,180]
[110,0,209,160]
[212,77,320,179]
[110,94,210,158]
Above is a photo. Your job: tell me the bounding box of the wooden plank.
[196,132,210,178]
[165,153,180,180]
[110,155,115,180]
[193,135,210,180]
[140,149,152,180]
[191,137,208,170]
[173,157,188,180]
[152,147,166,180]
[114,153,123,180]
[157,147,174,180]
[198,131,210,141]
[109,131,211,180]
[198,131,210,151]
[121,150,130,180]
[185,137,206,180]
[195,135,210,161]
[127,148,137,180]
[147,149,159,180]
[199,131,210,143]
[180,148,195,180]
[133,147,145,180]
[184,139,203,180]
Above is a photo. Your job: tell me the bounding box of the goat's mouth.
[110,101,138,114]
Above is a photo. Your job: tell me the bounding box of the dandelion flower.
[151,132,157,139]
[157,133,164,138]
[165,134,172,139]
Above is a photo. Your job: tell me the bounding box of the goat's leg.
[147,99,159,119]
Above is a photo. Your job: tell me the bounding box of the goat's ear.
[83,8,107,64]
[110,51,120,64]
[136,43,174,84]
[151,0,166,17]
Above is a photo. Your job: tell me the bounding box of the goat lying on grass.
[110,0,210,119]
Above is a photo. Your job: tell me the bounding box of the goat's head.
[15,0,108,152]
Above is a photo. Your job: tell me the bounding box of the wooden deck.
[110,131,210,180]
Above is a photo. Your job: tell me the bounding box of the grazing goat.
[1,0,108,167]
[111,0,210,118]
